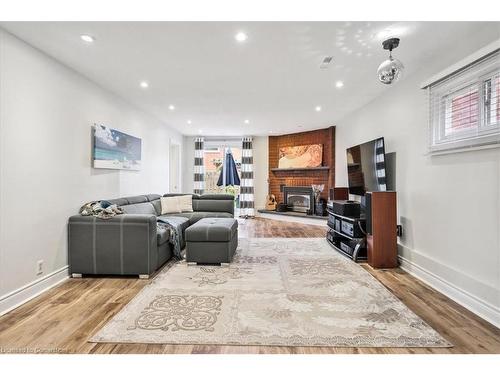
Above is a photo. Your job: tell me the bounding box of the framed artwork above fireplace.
[278,144,323,169]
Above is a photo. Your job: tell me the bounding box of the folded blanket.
[79,201,124,220]
[157,217,185,260]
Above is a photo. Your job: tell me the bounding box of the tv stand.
[326,204,367,262]
[326,191,398,268]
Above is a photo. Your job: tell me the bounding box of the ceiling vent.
[319,56,334,69]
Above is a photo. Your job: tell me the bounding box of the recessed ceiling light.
[198,129,203,134]
[235,32,248,42]
[187,120,192,124]
[140,81,149,88]
[168,105,175,111]
[335,81,344,88]
[244,119,250,124]
[315,106,322,112]
[80,34,95,43]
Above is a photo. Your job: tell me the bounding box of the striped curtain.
[193,137,205,195]
[239,136,255,217]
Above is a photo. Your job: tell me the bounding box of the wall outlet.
[36,260,44,275]
[396,225,403,237]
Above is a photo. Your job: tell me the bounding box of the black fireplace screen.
[283,186,314,214]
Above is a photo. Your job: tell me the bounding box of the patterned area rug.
[91,238,450,347]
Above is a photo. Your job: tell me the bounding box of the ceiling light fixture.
[335,81,344,88]
[376,26,408,41]
[244,119,250,124]
[187,120,192,124]
[80,34,95,43]
[140,81,149,88]
[377,38,404,85]
[168,104,175,111]
[315,106,322,112]
[235,32,248,42]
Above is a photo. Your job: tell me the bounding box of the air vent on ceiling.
[319,56,334,69]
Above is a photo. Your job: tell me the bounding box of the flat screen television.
[346,137,387,196]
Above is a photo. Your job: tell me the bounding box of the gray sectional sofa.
[68,193,234,278]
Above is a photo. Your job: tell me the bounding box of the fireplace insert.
[283,186,314,215]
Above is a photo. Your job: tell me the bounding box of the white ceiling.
[1,21,499,136]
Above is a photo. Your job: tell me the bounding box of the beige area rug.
[91,238,450,347]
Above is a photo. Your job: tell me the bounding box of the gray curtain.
[239,136,255,217]
[193,137,205,195]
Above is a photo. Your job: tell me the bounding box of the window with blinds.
[427,50,500,153]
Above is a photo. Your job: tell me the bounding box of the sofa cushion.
[157,226,170,245]
[146,194,161,202]
[124,195,148,204]
[185,218,238,242]
[192,199,234,214]
[167,211,233,225]
[106,198,129,206]
[121,202,156,215]
[199,194,234,200]
[150,199,162,215]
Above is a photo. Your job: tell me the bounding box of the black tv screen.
[346,137,387,196]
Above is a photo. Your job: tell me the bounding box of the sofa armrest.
[68,214,158,276]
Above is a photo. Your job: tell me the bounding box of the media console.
[326,191,398,268]
[326,206,367,262]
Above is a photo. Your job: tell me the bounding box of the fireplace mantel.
[271,166,330,172]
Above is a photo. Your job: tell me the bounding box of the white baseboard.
[0,266,69,316]
[398,256,500,328]
[256,212,327,227]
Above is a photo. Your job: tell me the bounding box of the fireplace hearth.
[283,186,314,215]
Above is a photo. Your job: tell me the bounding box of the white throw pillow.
[177,195,193,212]
[160,196,181,214]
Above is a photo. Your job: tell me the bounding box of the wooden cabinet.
[366,191,398,268]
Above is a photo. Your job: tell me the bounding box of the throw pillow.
[177,195,193,212]
[160,196,181,214]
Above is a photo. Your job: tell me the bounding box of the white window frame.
[423,43,500,154]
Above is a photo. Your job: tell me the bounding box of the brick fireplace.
[268,126,336,205]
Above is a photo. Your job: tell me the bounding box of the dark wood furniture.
[366,191,398,268]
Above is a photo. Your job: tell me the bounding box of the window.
[203,145,241,194]
[427,50,500,153]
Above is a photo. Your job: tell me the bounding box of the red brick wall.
[268,126,335,204]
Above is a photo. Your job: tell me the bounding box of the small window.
[427,51,500,153]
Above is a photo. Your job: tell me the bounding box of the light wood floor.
[0,217,499,354]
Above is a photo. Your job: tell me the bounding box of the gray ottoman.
[185,218,238,265]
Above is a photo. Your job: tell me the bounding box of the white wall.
[335,37,500,326]
[0,30,182,311]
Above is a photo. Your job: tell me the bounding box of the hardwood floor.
[0,217,499,354]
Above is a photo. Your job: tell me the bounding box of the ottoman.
[185,218,238,265]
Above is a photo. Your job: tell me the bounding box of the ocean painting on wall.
[93,124,142,170]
